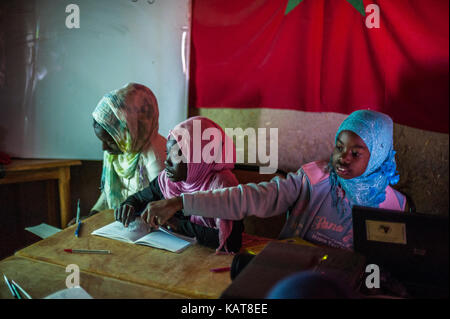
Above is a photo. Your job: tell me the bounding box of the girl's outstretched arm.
[143,171,306,227]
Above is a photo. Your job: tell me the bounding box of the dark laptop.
[352,206,449,298]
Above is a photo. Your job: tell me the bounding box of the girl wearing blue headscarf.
[139,110,406,250]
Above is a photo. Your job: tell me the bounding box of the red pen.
[210,266,231,273]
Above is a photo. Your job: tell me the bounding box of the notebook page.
[91,220,151,243]
[135,230,192,253]
[159,226,197,244]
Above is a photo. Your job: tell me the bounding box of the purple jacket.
[182,161,406,248]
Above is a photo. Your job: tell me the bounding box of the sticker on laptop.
[365,220,407,244]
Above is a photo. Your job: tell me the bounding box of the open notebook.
[92,219,196,253]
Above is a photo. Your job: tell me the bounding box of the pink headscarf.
[158,116,238,253]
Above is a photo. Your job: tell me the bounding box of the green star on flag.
[285,0,366,16]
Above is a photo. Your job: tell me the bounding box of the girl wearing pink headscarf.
[115,116,244,253]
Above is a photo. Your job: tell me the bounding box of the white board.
[0,0,190,159]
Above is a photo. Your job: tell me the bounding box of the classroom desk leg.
[58,167,71,228]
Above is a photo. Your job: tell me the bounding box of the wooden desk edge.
[4,159,82,172]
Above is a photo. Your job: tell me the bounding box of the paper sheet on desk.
[45,287,93,299]
[25,223,61,239]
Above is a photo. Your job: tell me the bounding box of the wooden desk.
[14,210,235,299]
[0,158,81,228]
[0,256,187,299]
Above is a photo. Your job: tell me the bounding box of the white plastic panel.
[0,0,190,159]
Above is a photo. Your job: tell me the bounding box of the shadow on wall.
[389,66,449,215]
[0,1,5,89]
[393,125,449,215]
[0,125,7,152]
[0,1,39,157]
[0,180,54,259]
[70,160,103,222]
[0,160,102,260]
[0,126,7,178]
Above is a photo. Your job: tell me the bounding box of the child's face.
[164,138,188,182]
[93,122,123,155]
[331,130,370,179]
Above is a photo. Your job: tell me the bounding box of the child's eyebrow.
[336,138,367,149]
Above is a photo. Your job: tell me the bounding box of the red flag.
[189,0,449,133]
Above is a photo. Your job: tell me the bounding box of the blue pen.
[75,199,82,237]
[75,220,83,237]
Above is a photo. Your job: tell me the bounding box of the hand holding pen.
[114,204,136,227]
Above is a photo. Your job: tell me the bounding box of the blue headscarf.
[329,110,400,209]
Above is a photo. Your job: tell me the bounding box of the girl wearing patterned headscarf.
[90,83,166,214]
[116,116,244,254]
[141,110,406,250]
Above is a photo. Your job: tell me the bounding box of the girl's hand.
[114,204,136,227]
[165,216,181,232]
[141,197,183,228]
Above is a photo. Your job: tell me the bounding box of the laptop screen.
[352,206,449,291]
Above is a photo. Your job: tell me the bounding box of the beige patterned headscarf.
[92,83,159,209]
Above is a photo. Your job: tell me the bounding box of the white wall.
[0,0,190,159]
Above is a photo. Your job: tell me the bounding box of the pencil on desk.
[10,281,21,299]
[64,249,111,254]
[11,280,32,299]
[3,274,18,299]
